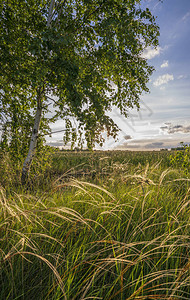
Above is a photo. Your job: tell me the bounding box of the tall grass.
[0,151,190,299]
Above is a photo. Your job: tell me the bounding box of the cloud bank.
[115,136,190,151]
[161,124,190,134]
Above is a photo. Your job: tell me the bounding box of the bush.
[170,143,190,175]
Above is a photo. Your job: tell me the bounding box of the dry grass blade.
[72,179,116,201]
[156,169,174,199]
[53,163,86,185]
[176,188,190,217]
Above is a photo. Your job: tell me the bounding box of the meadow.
[0,150,190,299]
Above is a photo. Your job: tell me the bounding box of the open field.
[0,150,190,299]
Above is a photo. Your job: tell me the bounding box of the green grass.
[0,150,190,299]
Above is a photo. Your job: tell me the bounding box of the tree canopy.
[0,0,160,179]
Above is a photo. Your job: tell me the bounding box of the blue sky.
[47,0,190,150]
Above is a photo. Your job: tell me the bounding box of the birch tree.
[0,0,160,183]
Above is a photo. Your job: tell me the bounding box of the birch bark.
[21,93,43,184]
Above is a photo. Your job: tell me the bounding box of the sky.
[47,0,190,150]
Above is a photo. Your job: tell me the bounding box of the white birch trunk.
[21,99,42,184]
[21,0,55,184]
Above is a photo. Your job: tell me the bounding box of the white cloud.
[182,11,190,22]
[161,60,169,68]
[177,74,187,80]
[141,46,161,59]
[153,74,174,87]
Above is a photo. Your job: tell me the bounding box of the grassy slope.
[0,151,190,299]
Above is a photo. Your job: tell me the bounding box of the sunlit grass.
[0,151,190,299]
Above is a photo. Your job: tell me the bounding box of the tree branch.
[46,95,57,104]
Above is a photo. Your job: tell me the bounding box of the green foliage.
[0,0,160,151]
[0,84,51,164]
[29,144,56,184]
[170,143,190,175]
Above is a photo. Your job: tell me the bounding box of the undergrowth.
[0,151,190,299]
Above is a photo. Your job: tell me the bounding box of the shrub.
[170,143,190,175]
